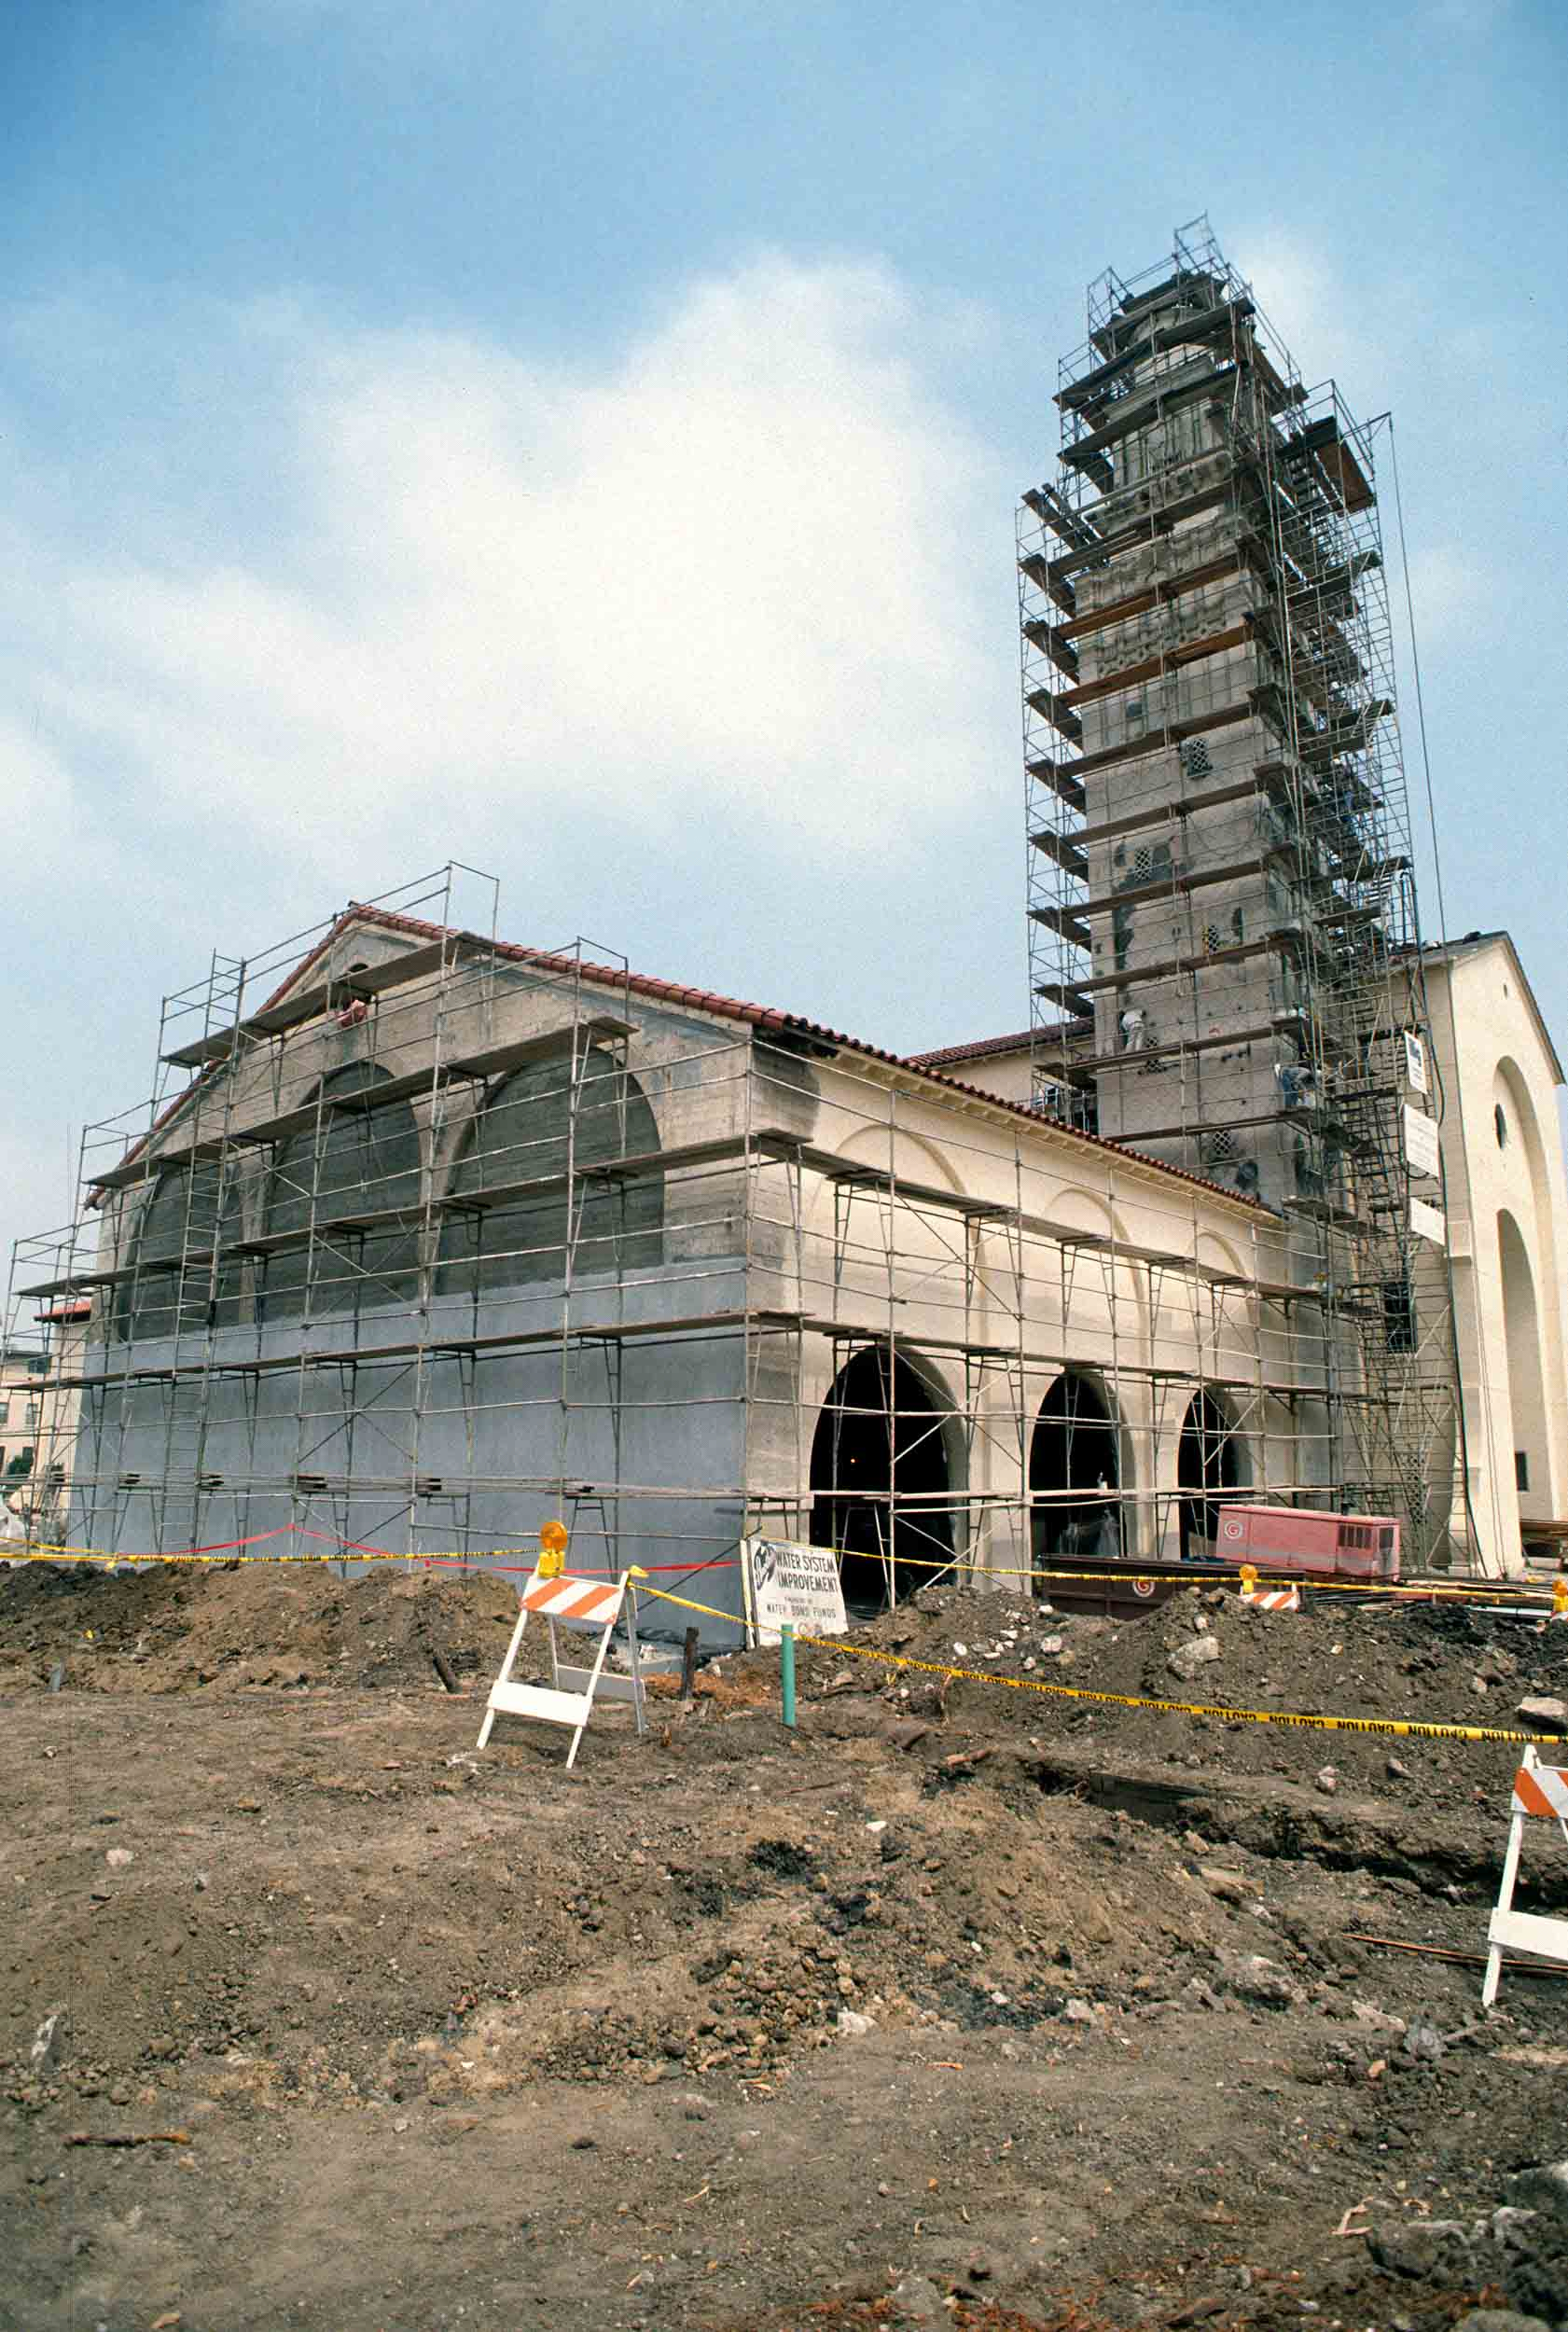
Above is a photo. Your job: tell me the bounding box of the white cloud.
[1405,542,1478,651]
[3,255,1004,890]
[0,251,1027,1282]
[1421,0,1510,30]
[1228,228,1378,401]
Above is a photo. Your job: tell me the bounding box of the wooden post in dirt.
[680,1626,699,1707]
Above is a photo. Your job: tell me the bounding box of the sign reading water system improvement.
[742,1538,848,1647]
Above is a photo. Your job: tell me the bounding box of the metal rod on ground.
[781,1623,796,1729]
[1355,1934,1568,1980]
[681,1626,699,1708]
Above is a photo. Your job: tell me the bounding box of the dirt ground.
[4,1560,1568,2332]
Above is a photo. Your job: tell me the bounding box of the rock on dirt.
[1167,1633,1221,1680]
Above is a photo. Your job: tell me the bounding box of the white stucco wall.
[1423,937,1568,1574]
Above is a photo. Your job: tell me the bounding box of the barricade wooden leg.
[1483,1805,1527,2007]
[565,1603,619,1771]
[478,1600,531,1750]
[624,1584,647,1740]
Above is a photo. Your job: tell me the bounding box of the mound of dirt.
[5,1560,1563,1804]
[781,1578,1568,1801]
[6,1561,1568,2332]
[0,1559,523,1695]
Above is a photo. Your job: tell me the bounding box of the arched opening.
[809,1345,957,1617]
[1499,1210,1549,1510]
[1177,1389,1243,1559]
[117,1164,243,1342]
[261,1062,422,1323]
[437,1045,662,1296]
[1029,1371,1122,1568]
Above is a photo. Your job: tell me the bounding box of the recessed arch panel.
[437,1045,662,1296]
[117,1165,243,1342]
[262,1062,422,1323]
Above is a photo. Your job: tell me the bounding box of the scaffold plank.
[327,1067,453,1112]
[1056,620,1253,713]
[1072,851,1275,918]
[445,1016,635,1081]
[1055,298,1253,414]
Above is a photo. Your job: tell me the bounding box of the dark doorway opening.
[809,1346,956,1617]
[1177,1390,1242,1559]
[1030,1371,1122,1571]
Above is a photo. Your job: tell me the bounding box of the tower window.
[1495,1103,1508,1149]
[1516,1451,1530,1494]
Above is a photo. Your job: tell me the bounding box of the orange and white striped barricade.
[1238,1563,1299,1614]
[477,1565,647,1770]
[1482,1744,1568,2006]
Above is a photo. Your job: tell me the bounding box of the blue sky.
[4,0,1565,1273]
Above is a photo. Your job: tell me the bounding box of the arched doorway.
[809,1346,957,1617]
[1030,1372,1121,1568]
[1499,1210,1549,1510]
[1177,1390,1242,1559]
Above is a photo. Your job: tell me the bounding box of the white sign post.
[1402,1030,1428,1095]
[742,1537,848,1648]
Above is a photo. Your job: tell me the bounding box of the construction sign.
[742,1537,847,1648]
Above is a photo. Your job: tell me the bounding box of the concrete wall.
[76,926,770,1632]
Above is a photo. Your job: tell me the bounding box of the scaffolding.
[1020,218,1467,1568]
[4,862,1416,1623]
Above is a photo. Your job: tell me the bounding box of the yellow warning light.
[1552,1576,1568,1622]
[1239,1563,1258,1597]
[538,1519,569,1578]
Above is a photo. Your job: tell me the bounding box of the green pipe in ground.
[781,1623,796,1728]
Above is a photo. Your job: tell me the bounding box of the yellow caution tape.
[637,1583,738,1624]
[5,1541,534,1569]
[640,1585,1558,1744]
[857,1544,1548,1606]
[4,1534,1550,1606]
[794,1636,1561,1746]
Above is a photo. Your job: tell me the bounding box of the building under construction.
[1019,218,1463,1565]
[13,854,1408,1630]
[13,224,1568,1609]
